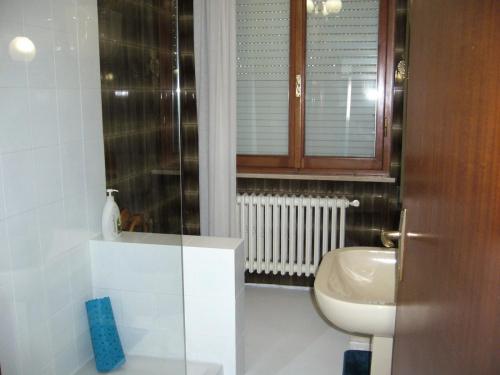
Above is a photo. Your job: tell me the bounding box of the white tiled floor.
[76,356,222,375]
[245,284,350,375]
[76,285,348,375]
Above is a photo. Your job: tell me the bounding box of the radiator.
[236,194,360,277]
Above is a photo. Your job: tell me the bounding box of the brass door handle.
[381,229,401,248]
[395,59,407,83]
[384,209,407,282]
[295,74,302,98]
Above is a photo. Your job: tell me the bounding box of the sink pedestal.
[349,335,371,351]
[313,247,397,375]
[371,337,393,375]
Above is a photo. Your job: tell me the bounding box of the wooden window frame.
[237,0,395,176]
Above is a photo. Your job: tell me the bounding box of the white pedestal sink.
[314,247,397,375]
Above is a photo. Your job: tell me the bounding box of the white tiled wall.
[89,233,186,359]
[0,1,105,374]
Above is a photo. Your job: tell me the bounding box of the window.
[236,0,393,175]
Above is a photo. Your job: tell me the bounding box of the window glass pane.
[305,0,380,158]
[236,0,290,155]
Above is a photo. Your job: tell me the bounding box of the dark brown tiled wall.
[97,0,200,234]
[178,0,200,235]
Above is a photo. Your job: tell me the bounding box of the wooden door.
[392,1,500,374]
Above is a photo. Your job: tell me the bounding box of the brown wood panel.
[382,0,396,173]
[301,0,391,173]
[290,0,307,169]
[237,0,394,175]
[237,154,291,169]
[302,155,382,170]
[393,0,500,374]
[237,0,304,170]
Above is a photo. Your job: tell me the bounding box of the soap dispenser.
[102,189,122,240]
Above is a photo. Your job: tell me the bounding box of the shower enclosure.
[0,0,188,374]
[98,0,200,236]
[98,0,184,235]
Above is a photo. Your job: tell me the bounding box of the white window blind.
[305,0,380,158]
[236,0,290,156]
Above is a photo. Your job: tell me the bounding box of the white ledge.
[237,172,396,183]
[91,231,182,246]
[91,232,243,251]
[183,235,243,251]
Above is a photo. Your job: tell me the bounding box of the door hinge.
[384,117,389,137]
[295,74,302,98]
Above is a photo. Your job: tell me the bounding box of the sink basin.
[314,247,397,337]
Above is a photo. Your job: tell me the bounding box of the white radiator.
[236,194,360,277]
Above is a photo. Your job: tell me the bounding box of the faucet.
[380,229,401,248]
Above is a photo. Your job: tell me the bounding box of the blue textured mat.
[343,350,372,375]
[86,297,126,373]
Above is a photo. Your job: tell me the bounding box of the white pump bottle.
[102,189,122,240]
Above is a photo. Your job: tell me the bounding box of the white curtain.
[193,0,238,237]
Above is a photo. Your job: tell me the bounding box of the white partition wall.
[183,236,245,375]
[89,233,245,375]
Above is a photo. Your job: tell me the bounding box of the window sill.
[236,172,396,183]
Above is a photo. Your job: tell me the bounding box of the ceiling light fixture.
[8,36,36,62]
[307,0,342,16]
